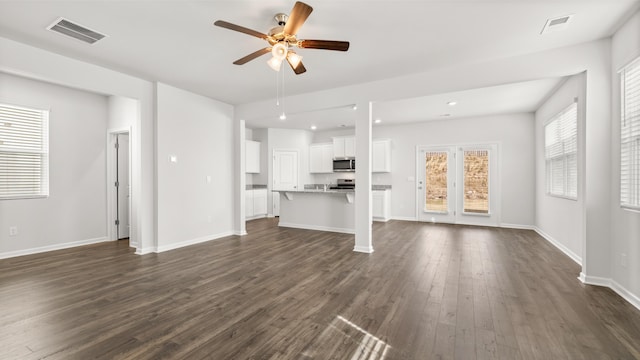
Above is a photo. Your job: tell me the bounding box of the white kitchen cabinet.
[245,140,261,173]
[372,190,391,222]
[245,190,255,218]
[372,139,391,173]
[309,143,333,173]
[253,189,267,215]
[245,188,267,219]
[333,136,356,159]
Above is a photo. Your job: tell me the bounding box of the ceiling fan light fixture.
[271,42,288,60]
[267,56,283,71]
[287,51,303,68]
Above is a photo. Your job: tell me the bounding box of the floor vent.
[47,17,107,44]
[540,14,574,34]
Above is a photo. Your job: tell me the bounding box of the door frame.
[415,142,501,226]
[106,127,133,245]
[271,148,300,217]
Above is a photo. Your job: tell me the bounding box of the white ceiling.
[245,77,564,130]
[0,0,637,128]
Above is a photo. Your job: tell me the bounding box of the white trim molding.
[278,222,355,235]
[534,226,582,265]
[353,245,374,253]
[578,274,640,312]
[155,231,234,253]
[390,216,418,222]
[0,236,110,259]
[500,223,535,230]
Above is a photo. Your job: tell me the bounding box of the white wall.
[0,36,155,254]
[266,128,314,215]
[155,83,234,251]
[610,9,640,304]
[108,96,137,130]
[382,114,534,225]
[534,73,586,263]
[0,72,108,257]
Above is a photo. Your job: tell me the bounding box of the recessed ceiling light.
[310,125,317,130]
[447,101,457,106]
[352,104,358,110]
[374,119,382,124]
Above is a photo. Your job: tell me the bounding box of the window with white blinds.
[621,56,640,209]
[544,102,578,199]
[0,103,49,199]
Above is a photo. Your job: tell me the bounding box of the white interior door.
[417,144,499,226]
[273,150,298,217]
[116,134,130,239]
[273,150,299,191]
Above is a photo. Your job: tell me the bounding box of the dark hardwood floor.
[1,219,640,359]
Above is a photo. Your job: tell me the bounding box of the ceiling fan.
[214,1,349,75]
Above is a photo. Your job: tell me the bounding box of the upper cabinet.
[333,136,356,159]
[309,143,333,173]
[372,139,391,173]
[246,140,261,173]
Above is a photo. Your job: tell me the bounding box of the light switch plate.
[169,155,178,163]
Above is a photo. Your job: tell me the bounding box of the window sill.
[0,195,49,201]
[546,193,578,201]
[621,205,640,214]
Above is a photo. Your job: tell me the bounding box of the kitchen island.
[276,189,356,234]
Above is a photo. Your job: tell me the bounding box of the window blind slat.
[621,57,640,208]
[0,103,49,199]
[545,102,578,198]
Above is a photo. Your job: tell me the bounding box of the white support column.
[354,101,373,253]
[235,119,247,236]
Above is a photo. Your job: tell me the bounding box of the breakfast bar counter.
[276,190,355,234]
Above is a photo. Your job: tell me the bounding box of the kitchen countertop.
[246,184,267,190]
[273,189,354,194]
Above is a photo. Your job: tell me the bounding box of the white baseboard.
[390,216,417,221]
[610,280,640,311]
[0,236,110,259]
[578,274,640,312]
[135,247,155,255]
[155,231,234,253]
[500,223,535,230]
[579,274,611,287]
[278,222,355,234]
[234,230,248,236]
[246,214,267,221]
[353,245,374,253]
[534,227,582,265]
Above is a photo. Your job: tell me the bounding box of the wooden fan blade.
[287,57,307,75]
[298,39,349,51]
[283,2,313,36]
[214,20,268,40]
[233,48,271,65]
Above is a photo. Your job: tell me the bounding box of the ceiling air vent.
[47,17,107,44]
[540,14,574,35]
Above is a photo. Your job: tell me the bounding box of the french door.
[417,144,499,226]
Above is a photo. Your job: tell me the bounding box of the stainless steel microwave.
[333,159,355,172]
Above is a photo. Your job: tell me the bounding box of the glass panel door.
[455,145,498,226]
[418,144,499,226]
[418,147,456,223]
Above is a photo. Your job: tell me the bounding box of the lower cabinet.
[246,189,267,219]
[372,190,391,222]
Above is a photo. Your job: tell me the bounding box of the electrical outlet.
[621,253,628,268]
[9,226,18,236]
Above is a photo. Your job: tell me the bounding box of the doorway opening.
[417,144,499,226]
[108,130,132,246]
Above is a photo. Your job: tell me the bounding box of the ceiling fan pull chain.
[276,69,280,106]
